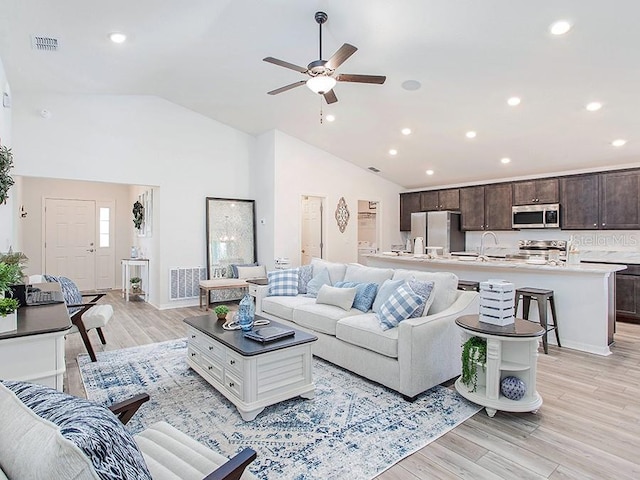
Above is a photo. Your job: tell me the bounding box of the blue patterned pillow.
[1,380,152,480]
[44,274,83,315]
[377,283,424,331]
[298,264,314,294]
[268,268,299,296]
[304,267,331,298]
[408,279,435,318]
[334,281,378,312]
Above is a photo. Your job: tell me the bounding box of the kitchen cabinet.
[616,264,640,324]
[460,184,512,231]
[560,174,599,229]
[600,170,640,229]
[513,179,558,205]
[400,192,421,231]
[420,189,460,211]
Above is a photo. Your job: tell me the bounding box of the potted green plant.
[0,145,14,205]
[130,276,142,294]
[0,261,21,333]
[461,336,487,392]
[213,304,229,321]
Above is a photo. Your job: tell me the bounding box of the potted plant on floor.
[214,305,229,321]
[461,336,487,392]
[130,277,142,294]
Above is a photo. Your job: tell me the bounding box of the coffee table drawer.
[200,355,223,384]
[226,350,244,375]
[188,327,224,360]
[224,370,243,399]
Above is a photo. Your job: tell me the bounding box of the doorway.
[357,200,379,264]
[300,195,324,265]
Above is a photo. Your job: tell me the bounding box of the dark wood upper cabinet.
[439,189,460,210]
[485,183,513,230]
[400,192,421,231]
[513,179,558,205]
[560,175,599,229]
[600,170,640,229]
[460,186,486,231]
[419,191,439,211]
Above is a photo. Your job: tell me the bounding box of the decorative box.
[479,279,515,326]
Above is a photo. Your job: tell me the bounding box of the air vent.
[368,166,381,173]
[31,35,59,51]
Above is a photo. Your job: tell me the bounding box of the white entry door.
[301,196,324,265]
[45,199,97,290]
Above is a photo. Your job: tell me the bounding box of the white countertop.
[367,253,626,274]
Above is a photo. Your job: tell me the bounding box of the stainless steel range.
[505,240,567,261]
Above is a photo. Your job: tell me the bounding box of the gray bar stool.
[458,280,480,292]
[514,287,560,354]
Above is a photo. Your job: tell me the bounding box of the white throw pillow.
[236,265,267,279]
[310,258,347,284]
[315,285,357,311]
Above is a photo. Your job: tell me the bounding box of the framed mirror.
[206,197,257,280]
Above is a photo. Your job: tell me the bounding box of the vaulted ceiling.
[1,0,638,189]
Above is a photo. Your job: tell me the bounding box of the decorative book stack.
[479,279,515,326]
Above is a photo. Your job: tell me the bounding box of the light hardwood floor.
[66,292,640,479]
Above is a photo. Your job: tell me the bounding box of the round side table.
[455,314,544,417]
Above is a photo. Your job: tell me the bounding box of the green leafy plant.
[461,336,487,392]
[0,145,14,205]
[0,297,19,317]
[132,201,144,229]
[0,250,28,283]
[214,305,229,318]
[130,277,142,284]
[0,262,23,293]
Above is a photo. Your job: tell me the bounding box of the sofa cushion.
[336,314,399,358]
[377,283,424,331]
[334,281,378,312]
[293,303,364,336]
[407,279,435,318]
[311,258,347,284]
[392,270,459,315]
[267,269,299,296]
[343,264,394,287]
[372,279,405,313]
[316,285,357,311]
[261,295,315,321]
[0,380,151,480]
[297,264,314,294]
[304,267,331,298]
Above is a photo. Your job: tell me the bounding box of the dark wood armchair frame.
[108,394,257,480]
[66,292,109,362]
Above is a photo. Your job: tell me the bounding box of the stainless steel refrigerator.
[410,211,465,254]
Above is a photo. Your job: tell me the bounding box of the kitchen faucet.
[480,231,498,256]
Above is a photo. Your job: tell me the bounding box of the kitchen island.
[365,253,625,356]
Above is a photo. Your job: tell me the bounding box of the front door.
[300,195,324,265]
[44,199,96,290]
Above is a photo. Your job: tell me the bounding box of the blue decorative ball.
[501,376,526,400]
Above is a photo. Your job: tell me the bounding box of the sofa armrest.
[396,291,479,397]
[251,284,270,314]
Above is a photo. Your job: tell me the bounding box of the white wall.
[272,130,403,266]
[251,132,276,270]
[12,93,255,308]
[0,57,15,251]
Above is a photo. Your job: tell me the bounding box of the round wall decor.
[335,197,350,233]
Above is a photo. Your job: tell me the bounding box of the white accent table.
[121,258,149,302]
[184,315,316,421]
[454,314,544,418]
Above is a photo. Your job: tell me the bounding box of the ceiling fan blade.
[325,43,357,70]
[263,57,308,74]
[323,89,338,104]
[336,73,386,84]
[267,81,306,95]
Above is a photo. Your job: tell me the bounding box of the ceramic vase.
[0,311,17,334]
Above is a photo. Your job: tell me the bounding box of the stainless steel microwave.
[512,203,560,229]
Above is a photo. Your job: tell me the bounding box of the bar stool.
[457,280,480,292]
[514,287,560,354]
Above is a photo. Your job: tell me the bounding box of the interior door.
[45,199,96,290]
[301,196,324,265]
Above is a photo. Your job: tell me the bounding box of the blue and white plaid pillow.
[377,282,424,331]
[268,269,300,296]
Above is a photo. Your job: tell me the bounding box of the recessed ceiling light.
[326,114,335,122]
[389,149,398,156]
[612,139,627,147]
[586,102,602,112]
[401,80,421,91]
[465,131,477,139]
[401,128,412,135]
[550,20,572,36]
[426,170,434,176]
[501,157,511,164]
[109,32,127,44]
[507,97,521,106]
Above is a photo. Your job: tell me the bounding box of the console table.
[0,283,71,390]
[454,314,544,417]
[121,258,149,302]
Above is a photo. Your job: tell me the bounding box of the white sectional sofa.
[252,259,479,400]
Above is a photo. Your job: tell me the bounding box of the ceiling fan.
[263,11,386,104]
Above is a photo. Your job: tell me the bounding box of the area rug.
[79,339,480,480]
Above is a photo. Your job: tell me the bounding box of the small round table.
[455,314,544,417]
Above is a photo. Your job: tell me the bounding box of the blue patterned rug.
[79,339,480,480]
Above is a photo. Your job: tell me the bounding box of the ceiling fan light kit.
[264,11,386,105]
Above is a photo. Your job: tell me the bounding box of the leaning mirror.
[206,197,256,281]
